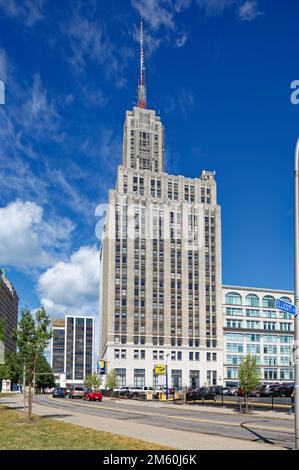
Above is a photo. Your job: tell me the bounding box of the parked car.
[258,384,279,397]
[186,387,216,401]
[125,386,153,399]
[237,386,263,397]
[117,387,130,396]
[220,387,231,395]
[83,389,103,401]
[227,387,239,396]
[52,387,66,398]
[209,386,224,395]
[273,383,294,397]
[69,386,84,399]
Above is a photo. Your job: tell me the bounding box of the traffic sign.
[155,364,166,375]
[275,299,297,316]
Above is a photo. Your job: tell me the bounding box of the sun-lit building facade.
[223,285,294,385]
[99,23,223,389]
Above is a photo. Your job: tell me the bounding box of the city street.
[1,395,295,450]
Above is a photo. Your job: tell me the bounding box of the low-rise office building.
[223,285,294,385]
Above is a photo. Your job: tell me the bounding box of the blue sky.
[0,0,299,326]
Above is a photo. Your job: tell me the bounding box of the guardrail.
[100,390,293,412]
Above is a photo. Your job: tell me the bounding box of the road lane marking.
[43,396,292,434]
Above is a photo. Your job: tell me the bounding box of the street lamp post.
[166,353,170,400]
[294,137,299,450]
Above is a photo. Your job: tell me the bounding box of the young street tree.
[84,372,101,390]
[238,354,261,412]
[13,308,52,420]
[106,369,117,396]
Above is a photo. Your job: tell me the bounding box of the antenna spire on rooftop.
[138,18,146,109]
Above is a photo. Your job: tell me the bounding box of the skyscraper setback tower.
[99,22,223,389]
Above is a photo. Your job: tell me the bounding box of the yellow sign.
[155,364,166,375]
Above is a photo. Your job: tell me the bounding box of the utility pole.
[166,353,170,400]
[294,137,299,450]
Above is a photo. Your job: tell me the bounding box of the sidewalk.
[1,395,286,451]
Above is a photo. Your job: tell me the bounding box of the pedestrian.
[288,390,295,415]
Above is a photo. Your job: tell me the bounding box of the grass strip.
[0,405,173,450]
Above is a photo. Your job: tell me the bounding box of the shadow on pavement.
[240,420,292,450]
[39,414,72,419]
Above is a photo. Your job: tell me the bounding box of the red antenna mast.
[138,19,146,109]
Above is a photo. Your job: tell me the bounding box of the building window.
[263,295,275,308]
[227,367,239,379]
[225,292,242,305]
[207,370,217,385]
[280,368,294,381]
[134,369,145,387]
[171,370,182,390]
[264,368,277,380]
[189,370,200,389]
[115,368,126,387]
[245,294,259,307]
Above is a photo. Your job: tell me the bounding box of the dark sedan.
[52,387,66,398]
[273,384,294,397]
[186,387,216,401]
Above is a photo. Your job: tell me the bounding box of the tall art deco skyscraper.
[100,22,223,389]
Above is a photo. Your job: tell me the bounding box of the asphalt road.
[35,395,295,449]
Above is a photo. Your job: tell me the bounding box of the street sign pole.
[294,137,299,450]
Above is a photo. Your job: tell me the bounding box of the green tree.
[5,351,23,386]
[35,355,55,391]
[84,372,100,390]
[13,308,52,420]
[238,354,261,412]
[0,363,11,389]
[106,369,117,396]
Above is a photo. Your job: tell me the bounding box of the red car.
[83,389,103,402]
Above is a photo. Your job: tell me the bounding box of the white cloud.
[238,0,261,21]
[132,0,176,31]
[22,73,63,140]
[0,0,45,27]
[196,0,237,16]
[37,245,100,316]
[164,88,195,116]
[196,0,262,20]
[131,0,189,51]
[0,200,74,270]
[65,14,112,72]
[176,32,188,48]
